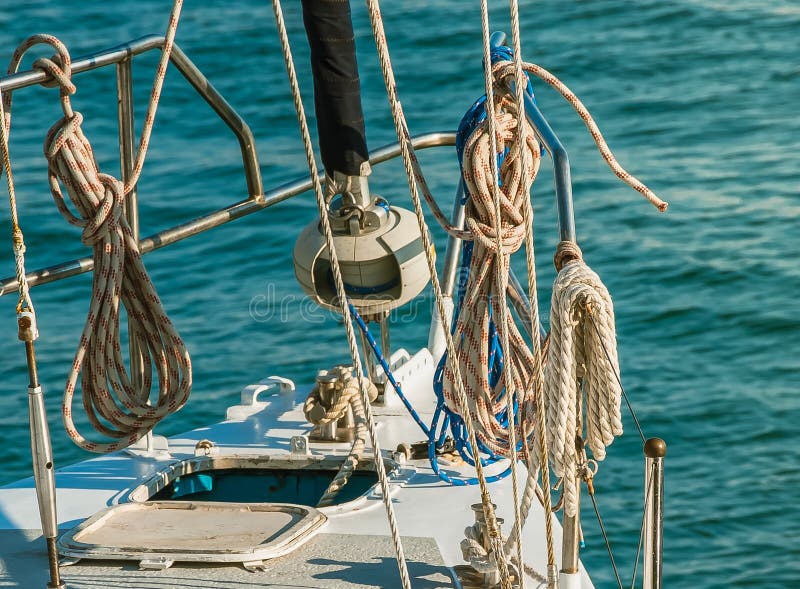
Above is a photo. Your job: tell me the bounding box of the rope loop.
[442,89,542,460]
[2,35,75,133]
[32,54,75,98]
[554,240,583,272]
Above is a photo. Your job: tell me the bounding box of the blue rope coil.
[349,304,430,437]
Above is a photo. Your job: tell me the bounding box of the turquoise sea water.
[0,1,798,587]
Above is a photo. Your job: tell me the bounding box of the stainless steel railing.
[0,33,457,297]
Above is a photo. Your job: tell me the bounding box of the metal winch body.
[293,172,431,314]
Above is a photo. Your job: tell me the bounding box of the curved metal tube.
[0,132,457,296]
[0,35,262,199]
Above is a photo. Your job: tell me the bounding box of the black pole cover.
[301,0,369,176]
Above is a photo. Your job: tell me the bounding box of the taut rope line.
[0,91,34,319]
[478,2,523,582]
[270,1,412,587]
[364,3,515,586]
[506,0,559,583]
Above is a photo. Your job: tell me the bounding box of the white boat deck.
[0,348,593,588]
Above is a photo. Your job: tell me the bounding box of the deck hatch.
[57,501,326,568]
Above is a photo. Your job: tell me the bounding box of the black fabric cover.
[301,0,369,176]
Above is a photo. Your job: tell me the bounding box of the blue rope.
[348,304,430,437]
[427,43,537,486]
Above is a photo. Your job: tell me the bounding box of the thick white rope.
[1,6,190,453]
[545,257,622,518]
[270,2,411,587]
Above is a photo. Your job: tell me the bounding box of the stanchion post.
[643,437,666,589]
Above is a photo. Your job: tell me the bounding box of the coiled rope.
[546,246,622,518]
[2,0,190,453]
[444,88,539,460]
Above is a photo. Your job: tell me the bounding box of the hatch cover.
[58,501,326,569]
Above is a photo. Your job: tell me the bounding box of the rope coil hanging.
[545,246,622,518]
[2,0,191,453]
[442,96,540,460]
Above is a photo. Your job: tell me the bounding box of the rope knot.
[11,228,25,250]
[32,54,75,95]
[554,240,583,272]
[79,174,124,246]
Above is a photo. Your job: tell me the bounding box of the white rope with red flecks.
[1,0,190,453]
[385,57,668,246]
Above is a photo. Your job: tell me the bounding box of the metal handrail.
[0,131,456,296]
[0,33,458,296]
[0,34,262,199]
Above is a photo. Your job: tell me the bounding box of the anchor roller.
[293,170,431,314]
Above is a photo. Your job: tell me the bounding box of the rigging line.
[588,489,624,589]
[0,91,33,315]
[507,0,557,582]
[478,2,520,588]
[630,464,655,589]
[270,1,411,587]
[123,0,183,195]
[587,313,646,443]
[363,2,509,580]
